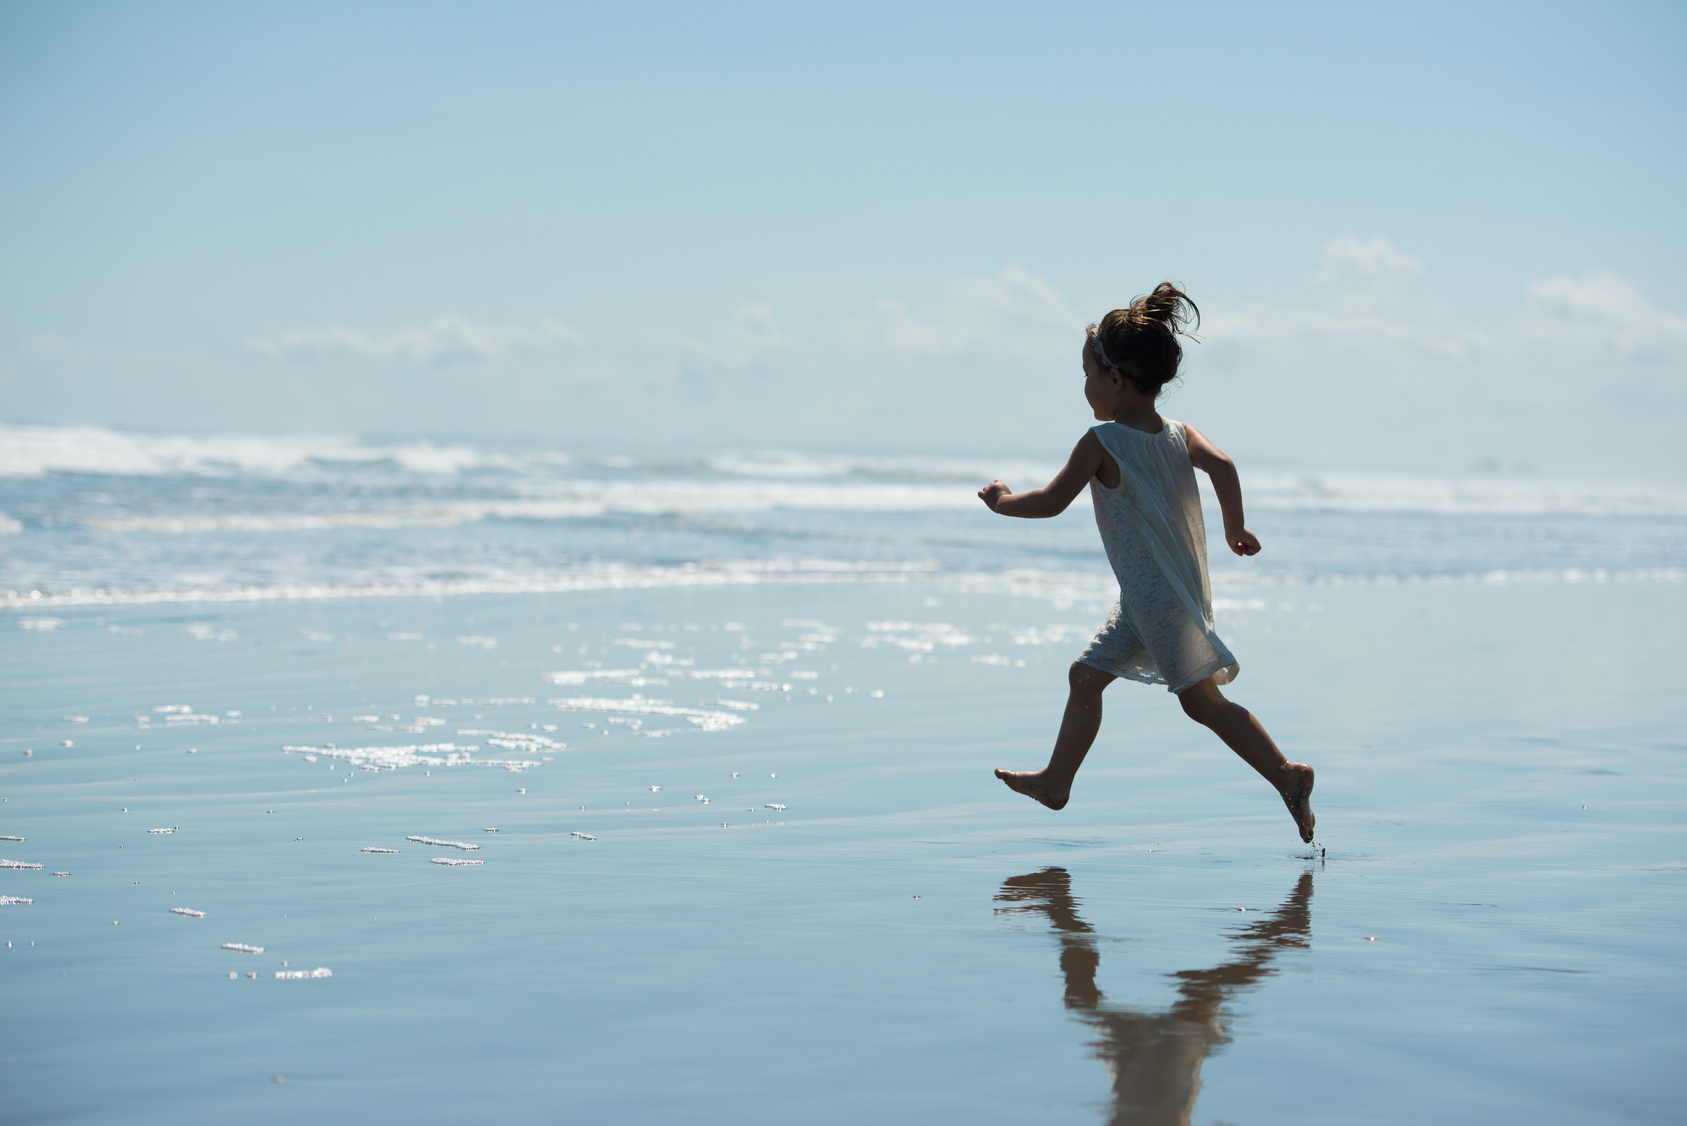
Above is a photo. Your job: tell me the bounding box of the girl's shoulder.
[1094,417,1182,440]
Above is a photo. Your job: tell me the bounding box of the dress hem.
[1075,652,1239,695]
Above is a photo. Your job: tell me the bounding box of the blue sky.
[2,1,1683,476]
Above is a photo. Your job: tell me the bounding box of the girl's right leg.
[1177,677,1316,842]
[996,661,1116,811]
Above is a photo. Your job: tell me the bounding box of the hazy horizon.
[3,2,1684,479]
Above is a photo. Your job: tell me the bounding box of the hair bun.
[1136,282,1200,335]
[1091,282,1201,399]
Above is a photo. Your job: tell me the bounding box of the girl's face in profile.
[1082,342,1125,421]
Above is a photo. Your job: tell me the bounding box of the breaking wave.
[5,424,1684,517]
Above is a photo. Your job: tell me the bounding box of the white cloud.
[247,315,582,365]
[1207,241,1687,407]
[870,267,1083,359]
[1526,271,1687,358]
[1207,306,1426,352]
[1315,234,1424,282]
[1209,235,1484,361]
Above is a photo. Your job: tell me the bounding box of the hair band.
[1087,324,1119,370]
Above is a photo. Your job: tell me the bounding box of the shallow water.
[3,578,1682,1124]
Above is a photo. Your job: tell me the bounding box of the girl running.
[979,284,1316,842]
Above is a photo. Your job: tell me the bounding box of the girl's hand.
[978,480,1011,512]
[1227,528,1261,556]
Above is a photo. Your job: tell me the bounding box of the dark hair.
[1087,282,1201,398]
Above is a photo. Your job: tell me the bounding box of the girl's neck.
[1107,400,1164,435]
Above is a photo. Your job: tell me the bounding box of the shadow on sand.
[994,867,1315,1126]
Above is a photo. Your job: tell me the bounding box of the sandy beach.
[3,575,1682,1123]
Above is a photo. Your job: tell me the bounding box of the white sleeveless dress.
[1077,420,1239,694]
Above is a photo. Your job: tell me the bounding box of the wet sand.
[2,578,1683,1124]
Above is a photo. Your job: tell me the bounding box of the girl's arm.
[1184,424,1261,556]
[978,431,1109,519]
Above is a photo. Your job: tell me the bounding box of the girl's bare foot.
[995,768,1070,811]
[1279,763,1316,843]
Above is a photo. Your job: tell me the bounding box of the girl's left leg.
[1177,676,1316,842]
[996,661,1116,811]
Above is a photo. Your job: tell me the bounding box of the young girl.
[979,283,1316,843]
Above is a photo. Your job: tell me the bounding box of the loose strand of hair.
[1136,282,1201,341]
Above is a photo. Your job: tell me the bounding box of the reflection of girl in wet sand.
[995,868,1314,1126]
[979,285,1314,842]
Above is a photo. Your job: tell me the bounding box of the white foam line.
[430,857,484,866]
[0,561,941,609]
[546,697,746,732]
[951,566,1687,599]
[222,942,264,954]
[275,967,333,979]
[1244,566,1667,589]
[71,482,987,535]
[170,907,206,917]
[0,859,43,869]
[0,424,528,478]
[0,896,33,905]
[44,470,1687,523]
[1240,470,1687,517]
[283,743,538,772]
[454,730,566,752]
[683,671,792,691]
[406,836,478,851]
[6,561,1682,613]
[543,669,655,685]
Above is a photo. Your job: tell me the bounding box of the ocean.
[2,423,1684,1124]
[4,422,1685,608]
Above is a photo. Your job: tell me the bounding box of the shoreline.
[5,562,1683,612]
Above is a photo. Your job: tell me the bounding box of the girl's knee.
[1178,684,1223,725]
[1068,661,1112,695]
